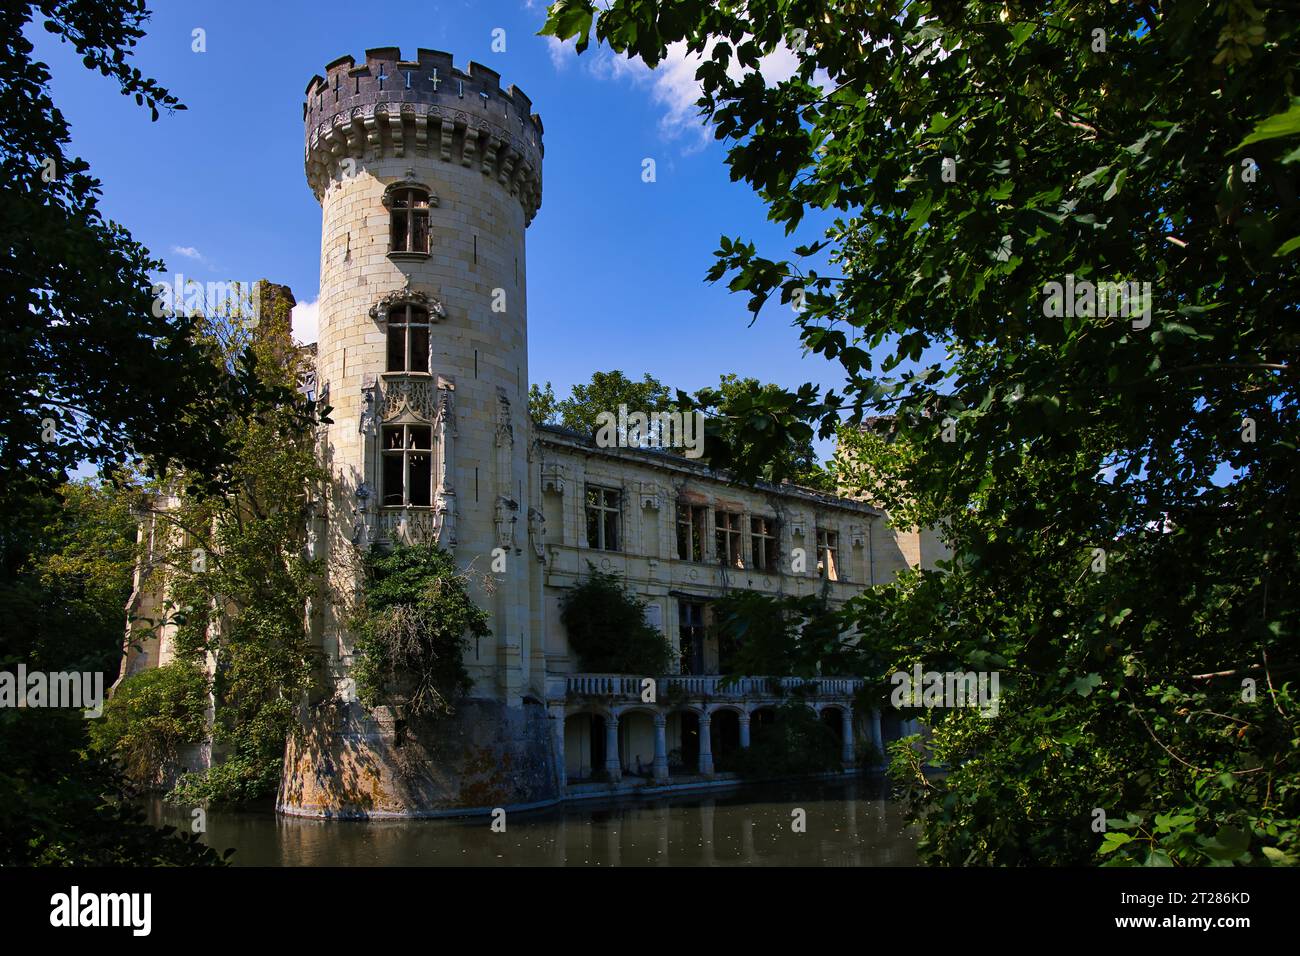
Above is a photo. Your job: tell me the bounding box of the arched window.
[389,187,430,254]
[381,424,433,508]
[386,304,430,374]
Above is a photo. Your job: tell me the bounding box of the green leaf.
[1234,98,1300,150]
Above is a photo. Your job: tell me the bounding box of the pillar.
[698,711,714,775]
[549,704,566,791]
[870,707,883,763]
[841,706,855,768]
[739,712,751,749]
[653,712,669,782]
[604,711,621,783]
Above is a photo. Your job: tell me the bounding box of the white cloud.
[581,38,807,152]
[545,35,577,71]
[292,299,318,345]
[171,245,204,261]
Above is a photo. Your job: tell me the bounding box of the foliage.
[89,660,209,788]
[528,381,560,425]
[156,287,327,805]
[543,0,1300,865]
[351,545,484,717]
[711,588,857,678]
[560,564,674,674]
[0,1,275,506]
[555,369,674,437]
[727,701,841,778]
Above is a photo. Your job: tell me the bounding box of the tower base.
[277,697,559,818]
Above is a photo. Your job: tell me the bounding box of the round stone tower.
[279,48,555,817]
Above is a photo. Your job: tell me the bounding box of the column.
[652,712,669,782]
[870,707,883,764]
[604,711,621,783]
[841,706,855,768]
[549,704,567,792]
[698,711,714,775]
[739,712,751,749]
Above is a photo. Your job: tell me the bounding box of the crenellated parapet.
[303,48,544,224]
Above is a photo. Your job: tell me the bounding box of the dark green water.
[147,776,917,866]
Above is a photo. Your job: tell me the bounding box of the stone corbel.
[541,463,566,495]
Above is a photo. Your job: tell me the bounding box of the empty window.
[389,187,431,254]
[750,515,778,570]
[381,424,433,507]
[678,600,706,675]
[585,484,621,551]
[676,504,707,561]
[816,528,839,580]
[715,510,743,568]
[386,304,431,374]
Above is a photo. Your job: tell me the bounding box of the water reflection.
[148,776,916,867]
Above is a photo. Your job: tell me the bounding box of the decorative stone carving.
[494,388,513,447]
[639,481,661,511]
[368,287,446,323]
[380,176,439,209]
[527,507,546,562]
[380,377,435,422]
[495,496,519,551]
[541,462,565,495]
[849,525,866,549]
[359,377,379,435]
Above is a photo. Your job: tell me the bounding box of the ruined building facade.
[121,49,944,816]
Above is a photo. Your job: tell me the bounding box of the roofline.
[534,424,881,516]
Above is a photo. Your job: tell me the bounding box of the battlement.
[303,48,544,223]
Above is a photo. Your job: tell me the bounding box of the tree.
[528,381,560,425]
[561,565,674,674]
[555,370,673,436]
[156,285,328,806]
[1,1,270,507]
[543,1,1300,865]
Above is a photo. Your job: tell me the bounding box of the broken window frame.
[585,484,621,552]
[381,423,434,508]
[675,503,707,562]
[389,187,431,254]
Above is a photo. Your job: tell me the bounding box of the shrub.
[729,702,841,779]
[351,545,485,717]
[560,564,673,674]
[89,661,209,789]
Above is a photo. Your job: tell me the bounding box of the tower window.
[389,187,430,254]
[381,424,433,507]
[386,305,431,374]
[584,484,621,552]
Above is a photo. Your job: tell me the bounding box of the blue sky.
[29,0,854,457]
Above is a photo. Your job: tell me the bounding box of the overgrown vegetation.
[89,660,209,788]
[351,545,484,717]
[727,702,841,778]
[711,588,859,678]
[544,0,1300,865]
[150,286,327,806]
[560,564,674,674]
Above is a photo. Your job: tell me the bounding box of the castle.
[119,49,943,817]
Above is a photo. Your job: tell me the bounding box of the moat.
[148,776,917,866]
